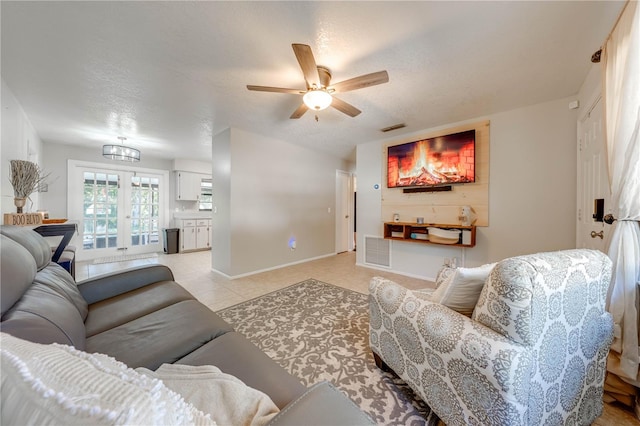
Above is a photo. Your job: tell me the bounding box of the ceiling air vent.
[380,123,406,133]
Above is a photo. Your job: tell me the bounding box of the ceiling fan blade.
[292,44,320,88]
[331,97,361,117]
[290,103,308,119]
[246,85,303,94]
[330,71,389,93]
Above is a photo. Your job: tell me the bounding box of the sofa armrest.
[266,381,374,426]
[77,265,175,304]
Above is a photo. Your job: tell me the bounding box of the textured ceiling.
[1,1,624,162]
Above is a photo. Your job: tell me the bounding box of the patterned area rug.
[217,279,439,425]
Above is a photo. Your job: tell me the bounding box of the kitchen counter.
[173,211,212,220]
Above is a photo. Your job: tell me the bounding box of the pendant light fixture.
[102,136,140,162]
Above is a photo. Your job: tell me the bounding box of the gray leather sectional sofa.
[0,225,373,425]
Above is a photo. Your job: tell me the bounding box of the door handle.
[590,231,604,239]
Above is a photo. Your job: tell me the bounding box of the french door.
[68,161,168,261]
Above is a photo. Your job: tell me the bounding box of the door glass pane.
[83,172,119,250]
[130,175,160,247]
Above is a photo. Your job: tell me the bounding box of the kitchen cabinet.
[175,172,202,201]
[195,219,210,250]
[177,218,211,252]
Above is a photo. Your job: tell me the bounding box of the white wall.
[578,64,603,110]
[1,79,44,215]
[213,127,350,277]
[41,142,173,218]
[357,96,579,280]
[211,128,232,274]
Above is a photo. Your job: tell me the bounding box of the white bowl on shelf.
[427,227,461,244]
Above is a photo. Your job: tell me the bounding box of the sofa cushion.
[0,332,213,425]
[85,281,194,337]
[0,235,37,316]
[176,331,307,409]
[265,381,375,426]
[33,263,88,321]
[1,281,86,350]
[78,265,175,304]
[0,225,51,271]
[86,300,233,370]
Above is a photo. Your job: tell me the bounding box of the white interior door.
[68,161,167,261]
[335,170,353,253]
[577,96,611,251]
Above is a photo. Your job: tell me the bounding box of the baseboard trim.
[355,261,434,282]
[212,253,337,280]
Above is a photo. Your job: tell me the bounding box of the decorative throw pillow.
[430,263,496,316]
[427,266,456,303]
[434,265,456,289]
[412,265,456,300]
[0,332,215,426]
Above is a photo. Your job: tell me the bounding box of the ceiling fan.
[247,43,389,119]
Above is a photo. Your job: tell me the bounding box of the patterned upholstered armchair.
[369,249,614,425]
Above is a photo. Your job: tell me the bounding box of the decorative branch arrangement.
[9,160,50,212]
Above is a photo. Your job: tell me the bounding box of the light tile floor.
[76,251,639,425]
[76,251,431,311]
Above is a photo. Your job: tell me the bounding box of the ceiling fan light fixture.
[103,136,140,162]
[303,89,332,111]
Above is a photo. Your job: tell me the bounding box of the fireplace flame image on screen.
[387,130,475,188]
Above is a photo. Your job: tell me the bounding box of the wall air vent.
[364,236,391,268]
[380,123,406,133]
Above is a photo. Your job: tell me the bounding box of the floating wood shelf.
[383,222,476,248]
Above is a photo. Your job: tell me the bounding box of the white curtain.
[603,0,640,383]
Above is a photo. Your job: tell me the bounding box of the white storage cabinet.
[178,219,211,252]
[175,172,202,201]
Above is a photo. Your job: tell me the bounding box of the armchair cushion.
[430,263,495,316]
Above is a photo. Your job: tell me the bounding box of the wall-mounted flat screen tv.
[387,129,476,188]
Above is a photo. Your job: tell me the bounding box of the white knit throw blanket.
[0,333,279,425]
[136,364,279,426]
